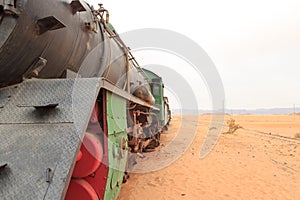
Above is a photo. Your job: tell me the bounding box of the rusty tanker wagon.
[0,0,171,199]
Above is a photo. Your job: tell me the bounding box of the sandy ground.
[118,115,300,200]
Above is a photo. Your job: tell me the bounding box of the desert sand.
[118,114,300,200]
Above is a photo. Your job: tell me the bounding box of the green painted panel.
[104,92,128,200]
[106,93,127,134]
[142,68,162,82]
[142,68,166,124]
[150,83,165,124]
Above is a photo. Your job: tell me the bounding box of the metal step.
[0,78,101,200]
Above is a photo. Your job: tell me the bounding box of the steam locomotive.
[0,1,171,199]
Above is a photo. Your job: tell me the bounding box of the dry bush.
[295,133,300,139]
[224,119,242,134]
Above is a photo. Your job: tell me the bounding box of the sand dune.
[118,115,300,200]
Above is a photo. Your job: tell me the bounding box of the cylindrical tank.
[0,0,154,104]
[0,0,102,86]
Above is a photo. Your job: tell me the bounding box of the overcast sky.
[87,0,300,110]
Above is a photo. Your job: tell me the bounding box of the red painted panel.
[66,92,109,200]
[85,91,109,200]
[72,133,103,178]
[65,179,99,200]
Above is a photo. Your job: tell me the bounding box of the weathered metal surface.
[0,79,73,124]
[0,84,17,109]
[104,91,128,200]
[0,77,158,199]
[0,0,155,106]
[0,0,101,86]
[98,79,159,111]
[0,163,7,172]
[0,78,101,200]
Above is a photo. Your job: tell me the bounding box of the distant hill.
[172,107,300,115]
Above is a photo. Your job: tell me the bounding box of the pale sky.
[87,0,300,110]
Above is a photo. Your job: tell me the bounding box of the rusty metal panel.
[0,78,101,200]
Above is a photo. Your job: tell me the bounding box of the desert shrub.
[295,133,300,139]
[224,119,242,134]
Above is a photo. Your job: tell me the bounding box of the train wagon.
[142,68,171,131]
[0,1,170,199]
